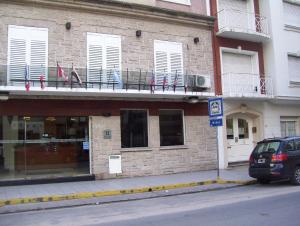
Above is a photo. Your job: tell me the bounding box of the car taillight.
[271,153,288,162]
[249,154,254,163]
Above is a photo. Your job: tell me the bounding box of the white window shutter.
[154,40,184,89]
[154,51,168,87]
[288,55,300,83]
[170,52,183,86]
[8,38,26,82]
[87,33,104,86]
[105,35,121,88]
[8,25,48,84]
[87,33,121,88]
[30,40,47,80]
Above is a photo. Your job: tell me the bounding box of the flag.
[173,73,179,92]
[40,74,45,89]
[173,74,178,87]
[25,65,30,92]
[112,69,123,89]
[150,73,155,93]
[162,74,167,91]
[71,64,82,85]
[57,62,68,82]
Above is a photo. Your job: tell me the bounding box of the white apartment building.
[260,0,300,138]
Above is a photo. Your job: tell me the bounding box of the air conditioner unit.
[194,75,211,88]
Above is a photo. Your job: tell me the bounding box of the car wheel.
[291,167,300,186]
[257,178,270,184]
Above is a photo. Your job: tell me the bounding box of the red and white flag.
[71,64,82,85]
[39,74,45,89]
[57,62,68,82]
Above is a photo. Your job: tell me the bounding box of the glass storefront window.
[0,116,89,181]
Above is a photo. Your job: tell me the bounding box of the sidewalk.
[0,165,254,213]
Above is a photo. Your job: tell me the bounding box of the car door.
[285,139,297,176]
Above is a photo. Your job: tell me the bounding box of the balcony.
[0,65,214,100]
[217,9,270,42]
[221,73,273,98]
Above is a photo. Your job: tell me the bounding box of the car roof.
[260,136,300,142]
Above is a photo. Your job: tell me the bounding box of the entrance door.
[226,116,254,162]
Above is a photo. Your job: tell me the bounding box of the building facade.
[0,0,217,182]
[212,0,300,168]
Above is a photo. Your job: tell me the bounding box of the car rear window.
[254,141,281,154]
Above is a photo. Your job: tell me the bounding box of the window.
[283,140,295,152]
[160,0,191,5]
[238,118,249,139]
[159,110,184,146]
[7,25,48,82]
[283,1,300,27]
[154,40,184,89]
[288,55,300,83]
[87,33,121,87]
[121,110,148,148]
[281,119,297,137]
[226,118,234,139]
[295,139,300,150]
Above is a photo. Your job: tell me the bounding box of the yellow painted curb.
[0,179,255,207]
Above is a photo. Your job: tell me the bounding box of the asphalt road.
[1,182,300,226]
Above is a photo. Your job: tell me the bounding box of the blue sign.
[210,118,223,127]
[208,98,223,118]
[83,141,89,151]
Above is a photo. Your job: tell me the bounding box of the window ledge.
[284,24,300,33]
[159,145,189,150]
[289,81,300,87]
[120,147,153,152]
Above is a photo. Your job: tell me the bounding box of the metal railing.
[0,65,211,94]
[221,73,273,97]
[217,9,269,36]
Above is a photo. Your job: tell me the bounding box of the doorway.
[226,115,254,162]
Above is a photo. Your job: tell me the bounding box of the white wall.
[260,0,300,99]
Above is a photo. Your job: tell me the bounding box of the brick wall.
[0,1,214,82]
[91,115,217,178]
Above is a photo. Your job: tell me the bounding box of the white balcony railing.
[217,9,269,40]
[222,73,273,97]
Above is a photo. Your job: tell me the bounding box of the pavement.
[0,165,255,214]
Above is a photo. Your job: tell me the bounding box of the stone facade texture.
[0,1,214,83]
[91,115,217,179]
[0,1,217,178]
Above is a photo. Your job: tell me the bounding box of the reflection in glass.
[226,118,234,139]
[0,116,89,180]
[238,118,249,139]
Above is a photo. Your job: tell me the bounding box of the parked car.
[249,136,300,185]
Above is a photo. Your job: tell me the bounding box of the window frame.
[120,109,149,148]
[160,0,191,6]
[287,54,300,84]
[154,40,184,88]
[280,118,298,137]
[7,25,49,82]
[158,109,185,147]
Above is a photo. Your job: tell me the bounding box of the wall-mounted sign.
[82,141,89,150]
[103,129,112,139]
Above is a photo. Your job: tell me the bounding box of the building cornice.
[2,0,215,28]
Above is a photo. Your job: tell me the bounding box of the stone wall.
[0,1,214,88]
[91,115,217,179]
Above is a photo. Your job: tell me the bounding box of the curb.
[0,179,256,207]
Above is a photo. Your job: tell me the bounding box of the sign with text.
[208,98,223,127]
[208,98,223,118]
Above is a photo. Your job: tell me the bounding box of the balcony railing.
[0,65,212,96]
[217,9,269,41]
[221,73,273,97]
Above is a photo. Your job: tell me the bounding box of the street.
[1,182,300,226]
